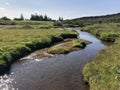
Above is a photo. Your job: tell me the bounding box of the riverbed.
[0,30,105,90]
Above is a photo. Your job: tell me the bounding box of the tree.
[39,15,44,21]
[14,14,24,20]
[35,13,39,20]
[59,17,63,22]
[30,13,52,21]
[0,16,11,20]
[30,14,35,20]
[20,14,24,20]
[44,15,48,21]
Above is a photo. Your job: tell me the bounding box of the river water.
[0,30,105,90]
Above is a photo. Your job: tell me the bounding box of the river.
[0,30,105,90]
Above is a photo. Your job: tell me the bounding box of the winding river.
[0,30,105,90]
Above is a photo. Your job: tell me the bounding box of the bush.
[0,20,16,25]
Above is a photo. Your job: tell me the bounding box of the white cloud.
[0,7,5,10]
[0,8,6,17]
[5,2,10,6]
[34,11,39,13]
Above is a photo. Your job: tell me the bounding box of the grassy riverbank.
[47,39,88,54]
[0,29,78,74]
[82,23,120,90]
[81,23,120,42]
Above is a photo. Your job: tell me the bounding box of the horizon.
[0,0,120,19]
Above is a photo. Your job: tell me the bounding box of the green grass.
[47,39,87,54]
[14,20,53,25]
[0,29,78,74]
[0,20,54,29]
[82,23,120,90]
[81,23,120,42]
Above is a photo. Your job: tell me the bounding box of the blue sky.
[0,0,120,19]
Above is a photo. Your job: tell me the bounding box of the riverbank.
[47,39,91,54]
[82,23,120,90]
[2,30,104,90]
[0,29,78,74]
[81,23,120,42]
[21,38,91,60]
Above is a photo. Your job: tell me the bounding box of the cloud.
[0,7,5,10]
[34,11,39,13]
[5,2,10,6]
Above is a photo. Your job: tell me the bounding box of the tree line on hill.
[63,13,120,27]
[1,12,120,27]
[0,13,64,27]
[0,13,63,22]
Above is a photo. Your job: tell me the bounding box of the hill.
[63,13,120,26]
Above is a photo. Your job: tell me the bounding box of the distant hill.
[63,13,120,27]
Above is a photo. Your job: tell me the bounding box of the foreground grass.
[0,29,78,74]
[47,39,87,54]
[82,23,120,90]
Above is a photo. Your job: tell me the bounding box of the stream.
[0,30,105,90]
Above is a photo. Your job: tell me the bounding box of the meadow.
[0,20,54,29]
[82,23,120,90]
[0,28,78,74]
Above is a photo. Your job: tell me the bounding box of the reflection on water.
[0,74,16,90]
[0,30,105,90]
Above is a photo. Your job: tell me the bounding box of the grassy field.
[0,28,78,74]
[82,23,120,90]
[0,20,54,29]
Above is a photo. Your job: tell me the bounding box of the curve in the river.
[0,30,105,90]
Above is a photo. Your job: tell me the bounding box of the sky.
[0,0,120,19]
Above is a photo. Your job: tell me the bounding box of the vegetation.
[82,23,120,90]
[47,39,87,54]
[54,21,63,28]
[0,13,65,29]
[0,20,15,25]
[0,14,64,29]
[0,16,11,21]
[0,29,78,74]
[81,23,120,42]
[30,14,52,21]
[63,13,120,27]
[58,17,63,22]
[0,20,54,29]
[14,14,24,21]
[1,12,120,90]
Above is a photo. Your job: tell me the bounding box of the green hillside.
[63,13,120,27]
